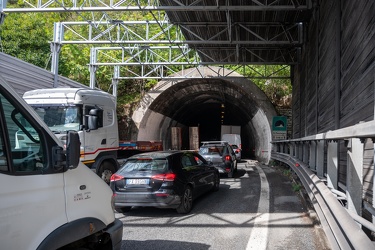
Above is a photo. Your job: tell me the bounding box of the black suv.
[198,141,237,177]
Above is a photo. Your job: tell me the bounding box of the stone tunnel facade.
[131,67,277,163]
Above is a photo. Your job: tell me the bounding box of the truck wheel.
[176,186,193,214]
[98,161,116,184]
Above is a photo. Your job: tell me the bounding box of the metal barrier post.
[327,141,338,189]
[346,138,364,215]
[316,140,325,178]
[302,142,309,164]
[289,142,295,157]
[298,142,303,160]
[309,141,317,172]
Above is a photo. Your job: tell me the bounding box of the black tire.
[115,207,132,213]
[176,186,193,214]
[212,173,220,191]
[227,169,233,178]
[98,161,116,184]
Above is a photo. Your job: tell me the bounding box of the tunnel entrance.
[132,67,277,163]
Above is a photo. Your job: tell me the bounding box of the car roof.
[200,141,229,146]
[127,150,196,159]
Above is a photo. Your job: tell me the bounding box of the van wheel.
[98,161,116,184]
[176,186,193,214]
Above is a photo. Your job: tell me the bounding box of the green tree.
[0,12,59,68]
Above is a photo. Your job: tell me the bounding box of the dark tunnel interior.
[147,79,263,159]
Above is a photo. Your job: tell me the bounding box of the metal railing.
[271,120,375,249]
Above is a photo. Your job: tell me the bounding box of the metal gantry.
[0,0,309,85]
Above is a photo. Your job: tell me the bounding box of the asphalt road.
[115,159,331,250]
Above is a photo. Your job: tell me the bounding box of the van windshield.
[30,105,82,133]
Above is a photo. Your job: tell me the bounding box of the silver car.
[231,144,242,161]
[198,141,237,178]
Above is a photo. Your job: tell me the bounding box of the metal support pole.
[89,47,97,89]
[112,66,120,100]
[0,0,7,24]
[327,141,338,189]
[346,138,364,215]
[51,22,63,88]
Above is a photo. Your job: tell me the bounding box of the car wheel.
[176,186,193,214]
[115,207,132,213]
[212,173,220,191]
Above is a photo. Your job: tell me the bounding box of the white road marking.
[246,165,270,250]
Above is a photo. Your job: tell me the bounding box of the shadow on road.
[121,239,210,250]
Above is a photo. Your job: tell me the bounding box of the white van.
[0,75,123,250]
[222,134,242,148]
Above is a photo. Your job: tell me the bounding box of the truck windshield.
[30,105,82,133]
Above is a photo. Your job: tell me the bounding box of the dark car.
[198,141,237,178]
[110,150,220,214]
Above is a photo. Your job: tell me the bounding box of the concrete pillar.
[309,141,317,172]
[346,138,364,215]
[316,140,325,178]
[327,141,338,189]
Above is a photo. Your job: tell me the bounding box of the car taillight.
[152,173,176,181]
[224,155,231,161]
[110,174,124,182]
[235,149,240,153]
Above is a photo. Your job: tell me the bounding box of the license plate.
[126,179,149,185]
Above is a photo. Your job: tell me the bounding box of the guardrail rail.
[271,120,375,249]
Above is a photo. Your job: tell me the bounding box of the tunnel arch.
[132,67,277,163]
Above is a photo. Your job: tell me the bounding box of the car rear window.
[120,158,168,172]
[199,146,224,156]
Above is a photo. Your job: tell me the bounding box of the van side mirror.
[66,131,80,169]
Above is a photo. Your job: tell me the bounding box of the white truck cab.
[0,75,123,249]
[23,87,120,183]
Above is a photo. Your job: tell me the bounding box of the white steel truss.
[1,0,307,83]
